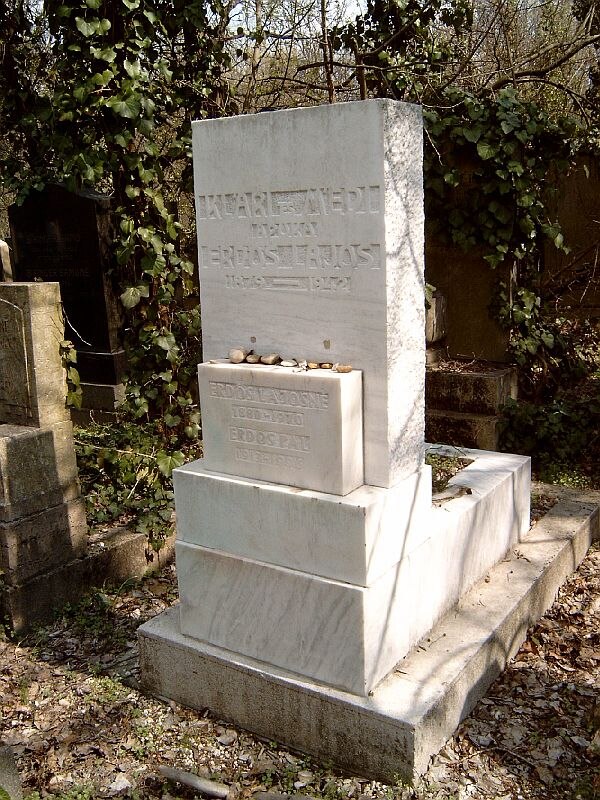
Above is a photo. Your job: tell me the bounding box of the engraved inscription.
[208,379,329,470]
[197,183,383,295]
[235,448,304,469]
[229,427,310,452]
[224,276,352,293]
[209,381,329,409]
[0,307,29,411]
[197,186,380,220]
[232,405,304,426]
[199,243,380,271]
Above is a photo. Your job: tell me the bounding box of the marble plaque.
[192,99,425,488]
[198,361,363,495]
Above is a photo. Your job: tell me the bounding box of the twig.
[158,765,229,798]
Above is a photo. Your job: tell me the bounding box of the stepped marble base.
[139,492,598,783]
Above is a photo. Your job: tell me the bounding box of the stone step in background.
[425,363,518,450]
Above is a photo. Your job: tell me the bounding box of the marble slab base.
[140,490,599,782]
[176,449,531,694]
[174,462,433,586]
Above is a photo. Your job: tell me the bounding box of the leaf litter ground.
[0,514,598,800]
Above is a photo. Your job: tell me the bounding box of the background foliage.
[1,0,599,524]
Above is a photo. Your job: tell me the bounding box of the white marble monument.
[193,100,425,489]
[140,99,534,778]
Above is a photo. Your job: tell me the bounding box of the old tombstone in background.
[0,282,87,631]
[0,281,175,633]
[544,153,600,317]
[8,185,125,416]
[134,100,581,783]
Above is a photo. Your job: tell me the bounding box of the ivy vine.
[0,0,232,447]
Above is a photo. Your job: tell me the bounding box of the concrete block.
[80,381,125,411]
[0,422,80,521]
[425,409,500,450]
[1,526,175,635]
[174,461,432,586]
[0,497,87,585]
[139,492,598,783]
[192,100,425,489]
[198,361,363,495]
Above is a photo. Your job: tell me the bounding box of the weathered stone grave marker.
[139,100,553,782]
[9,185,125,414]
[0,281,174,632]
[0,282,87,631]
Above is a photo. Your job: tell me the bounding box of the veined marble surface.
[192,100,425,488]
[175,449,531,694]
[174,460,432,586]
[198,361,363,495]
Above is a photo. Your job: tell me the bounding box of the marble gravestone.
[194,100,425,489]
[139,100,533,778]
[172,99,435,694]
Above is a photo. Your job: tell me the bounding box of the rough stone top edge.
[191,99,422,131]
[0,281,62,307]
[425,442,531,467]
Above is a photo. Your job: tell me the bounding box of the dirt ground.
[0,522,598,800]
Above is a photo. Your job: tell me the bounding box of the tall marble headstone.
[167,100,433,695]
[193,100,425,489]
[139,101,534,779]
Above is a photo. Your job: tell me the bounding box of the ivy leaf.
[107,95,141,119]
[91,45,117,62]
[124,59,142,79]
[477,141,496,160]
[462,124,483,143]
[517,194,535,208]
[541,332,555,349]
[67,366,81,386]
[75,17,97,36]
[156,334,176,351]
[156,451,185,477]
[120,284,150,309]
